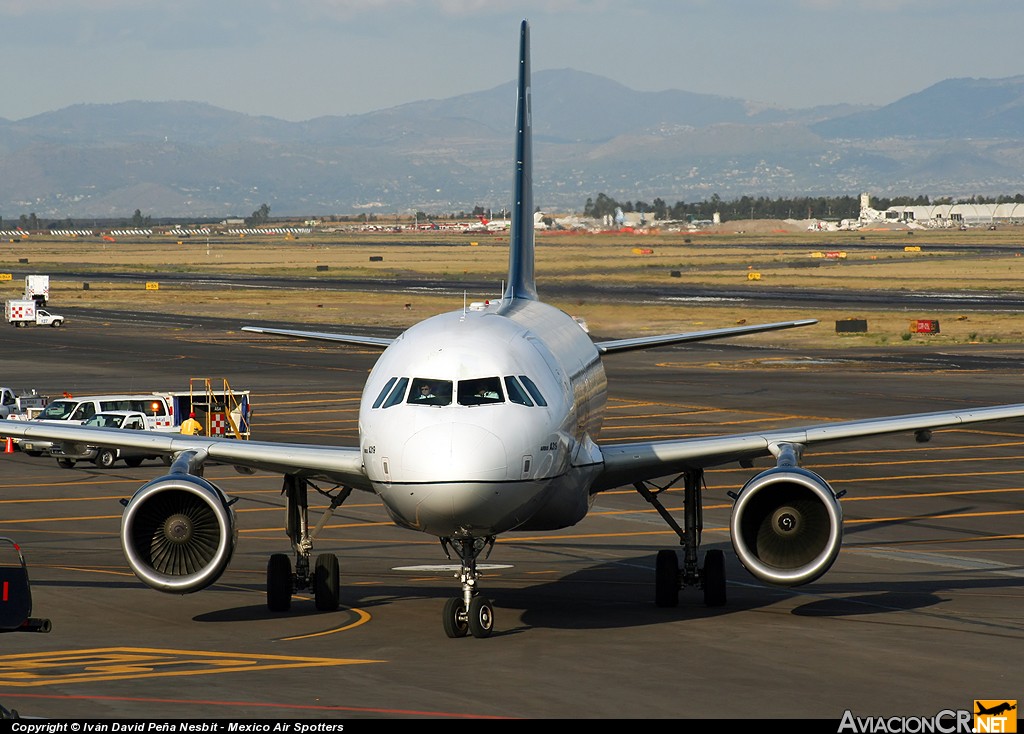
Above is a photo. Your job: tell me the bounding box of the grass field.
[2,226,1023,347]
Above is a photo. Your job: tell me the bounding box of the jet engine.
[729,466,842,586]
[120,473,237,594]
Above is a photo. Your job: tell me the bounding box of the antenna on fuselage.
[503,20,538,303]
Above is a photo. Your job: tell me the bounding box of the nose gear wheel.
[440,536,496,638]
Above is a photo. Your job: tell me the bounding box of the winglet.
[503,20,538,302]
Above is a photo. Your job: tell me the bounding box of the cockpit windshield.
[375,375,546,409]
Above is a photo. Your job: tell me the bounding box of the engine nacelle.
[730,466,843,587]
[120,473,237,594]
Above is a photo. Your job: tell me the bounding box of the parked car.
[50,411,168,468]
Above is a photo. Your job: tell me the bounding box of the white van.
[18,393,175,456]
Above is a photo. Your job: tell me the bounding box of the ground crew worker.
[180,411,203,435]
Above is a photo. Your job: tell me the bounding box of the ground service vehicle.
[18,393,175,456]
[17,383,251,455]
[50,411,164,468]
[0,537,51,634]
[0,388,46,419]
[23,275,49,306]
[5,300,64,327]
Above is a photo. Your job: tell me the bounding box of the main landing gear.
[266,475,353,613]
[440,536,496,638]
[635,467,727,609]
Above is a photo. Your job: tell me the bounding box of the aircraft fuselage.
[358,297,606,537]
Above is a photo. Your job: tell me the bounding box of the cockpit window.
[504,376,534,406]
[458,377,504,406]
[409,378,452,406]
[518,375,547,407]
[381,377,409,408]
[372,377,398,409]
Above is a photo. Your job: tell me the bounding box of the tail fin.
[503,20,538,301]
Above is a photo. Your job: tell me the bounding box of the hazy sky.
[2,0,1022,122]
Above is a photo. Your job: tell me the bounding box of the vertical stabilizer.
[504,20,538,301]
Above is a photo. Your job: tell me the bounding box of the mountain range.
[1,71,1023,219]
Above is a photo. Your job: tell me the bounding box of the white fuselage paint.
[358,297,607,538]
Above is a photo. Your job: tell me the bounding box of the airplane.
[976,702,1017,717]
[4,20,1024,640]
[464,215,511,233]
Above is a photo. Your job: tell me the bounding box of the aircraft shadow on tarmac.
[28,542,1023,635]
[790,573,1024,619]
[843,506,980,538]
[179,543,763,634]
[500,554,1020,631]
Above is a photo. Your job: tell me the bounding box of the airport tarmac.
[0,310,1022,720]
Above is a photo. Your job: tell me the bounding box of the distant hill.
[811,75,1024,139]
[0,70,1022,219]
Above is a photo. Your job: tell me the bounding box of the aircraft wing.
[0,421,371,490]
[593,402,1024,491]
[241,326,394,349]
[594,319,818,354]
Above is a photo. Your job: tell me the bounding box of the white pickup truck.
[49,410,169,468]
[5,299,65,327]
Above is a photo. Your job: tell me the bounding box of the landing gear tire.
[314,553,340,612]
[94,448,117,469]
[467,596,495,638]
[56,458,75,469]
[702,549,727,607]
[267,553,293,612]
[655,549,680,608]
[442,597,468,638]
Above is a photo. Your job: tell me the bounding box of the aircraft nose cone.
[401,422,508,481]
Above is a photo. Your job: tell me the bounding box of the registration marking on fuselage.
[0,647,381,687]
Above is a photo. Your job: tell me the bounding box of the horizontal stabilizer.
[594,319,818,355]
[241,326,394,349]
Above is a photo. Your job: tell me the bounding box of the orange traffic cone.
[4,437,13,454]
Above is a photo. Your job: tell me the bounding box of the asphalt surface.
[0,309,1022,720]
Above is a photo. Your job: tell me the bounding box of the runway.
[0,310,1021,719]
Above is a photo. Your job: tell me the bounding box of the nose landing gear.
[440,536,496,638]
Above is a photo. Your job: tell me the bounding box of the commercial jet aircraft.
[976,702,1017,718]
[5,21,1024,639]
